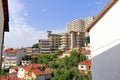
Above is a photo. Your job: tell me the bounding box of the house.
[0,76,21,80]
[0,0,9,68]
[9,64,54,80]
[81,50,91,59]
[86,0,120,80]
[4,48,25,68]
[78,60,91,74]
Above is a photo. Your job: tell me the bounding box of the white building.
[67,19,85,33]
[78,60,91,74]
[4,48,25,68]
[0,0,9,68]
[86,0,120,80]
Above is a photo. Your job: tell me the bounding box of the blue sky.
[4,0,110,48]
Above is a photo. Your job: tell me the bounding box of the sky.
[4,0,110,49]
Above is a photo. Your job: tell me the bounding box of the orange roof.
[7,50,18,53]
[32,69,44,75]
[86,0,118,32]
[81,50,90,55]
[79,60,91,65]
[0,76,21,80]
[5,48,13,51]
[5,48,18,53]
[10,66,20,71]
[23,64,45,75]
[23,64,54,75]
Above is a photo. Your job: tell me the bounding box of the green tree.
[32,43,39,48]
[55,50,62,55]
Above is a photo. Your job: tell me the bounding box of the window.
[81,66,84,68]
[89,66,91,69]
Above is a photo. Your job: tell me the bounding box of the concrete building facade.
[39,16,94,53]
[4,48,25,68]
[39,31,85,53]
[39,39,51,53]
[67,19,85,33]
[85,16,94,37]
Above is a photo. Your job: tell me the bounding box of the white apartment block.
[85,16,94,37]
[39,31,85,53]
[67,19,85,33]
[85,16,94,30]
[4,48,25,68]
[39,16,93,53]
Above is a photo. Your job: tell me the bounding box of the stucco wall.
[89,0,120,80]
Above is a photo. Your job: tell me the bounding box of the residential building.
[32,48,39,54]
[67,19,85,33]
[84,16,94,30]
[47,31,60,52]
[4,48,25,68]
[0,76,21,80]
[86,0,120,80]
[9,64,54,80]
[84,16,94,37]
[39,31,85,53]
[21,60,31,66]
[81,50,91,59]
[39,16,94,53]
[78,60,91,74]
[0,0,9,68]
[39,39,51,53]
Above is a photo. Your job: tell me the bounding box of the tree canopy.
[32,43,39,48]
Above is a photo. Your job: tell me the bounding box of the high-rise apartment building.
[39,39,51,53]
[85,16,94,30]
[39,16,94,53]
[85,16,94,36]
[39,31,85,53]
[67,19,85,33]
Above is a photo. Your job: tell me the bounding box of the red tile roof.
[79,60,91,65]
[23,64,54,75]
[23,64,45,75]
[0,76,21,80]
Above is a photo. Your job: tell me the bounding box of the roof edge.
[86,0,118,32]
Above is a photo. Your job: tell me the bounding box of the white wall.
[89,0,120,80]
[78,64,86,70]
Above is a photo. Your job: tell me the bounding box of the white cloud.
[4,0,47,48]
[4,0,65,49]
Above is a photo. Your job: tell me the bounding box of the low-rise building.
[78,60,91,74]
[4,48,25,68]
[81,50,91,59]
[9,64,54,80]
